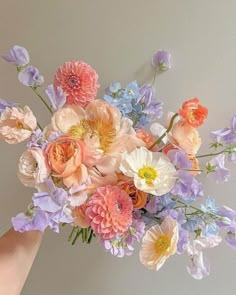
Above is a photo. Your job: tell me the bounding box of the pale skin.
[0,228,43,295]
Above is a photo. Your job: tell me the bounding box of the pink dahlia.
[54,60,100,107]
[86,185,133,239]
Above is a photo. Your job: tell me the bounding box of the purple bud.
[2,45,30,66]
[18,65,44,87]
[152,50,172,70]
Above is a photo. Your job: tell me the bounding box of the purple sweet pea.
[167,150,192,170]
[26,129,46,148]
[206,154,230,183]
[45,84,66,111]
[211,115,236,144]
[152,50,172,71]
[2,45,30,66]
[33,180,73,232]
[171,170,204,202]
[12,207,48,232]
[18,65,44,87]
[0,98,17,114]
[177,227,189,254]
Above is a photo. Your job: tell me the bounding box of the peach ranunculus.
[136,129,158,151]
[17,147,51,187]
[169,119,201,155]
[0,106,37,144]
[139,216,178,271]
[45,136,86,187]
[188,155,200,175]
[178,98,208,128]
[54,60,100,107]
[50,99,144,173]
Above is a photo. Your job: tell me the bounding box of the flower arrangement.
[1,45,236,280]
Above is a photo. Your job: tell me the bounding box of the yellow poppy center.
[68,119,116,152]
[155,235,170,254]
[138,166,158,185]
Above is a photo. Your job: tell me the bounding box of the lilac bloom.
[182,216,202,232]
[167,150,192,170]
[200,197,219,214]
[211,115,236,144]
[206,154,230,183]
[186,235,222,280]
[2,45,29,66]
[26,129,46,148]
[171,170,204,202]
[146,194,176,213]
[216,206,236,229]
[12,207,48,232]
[45,84,66,111]
[33,180,73,232]
[0,98,17,114]
[137,84,156,106]
[177,228,189,254]
[102,219,145,257]
[152,50,172,71]
[18,65,44,87]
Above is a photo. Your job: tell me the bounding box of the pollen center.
[138,166,158,185]
[155,235,170,254]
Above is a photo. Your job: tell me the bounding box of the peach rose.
[0,106,37,144]
[170,119,201,155]
[45,136,84,178]
[17,147,51,187]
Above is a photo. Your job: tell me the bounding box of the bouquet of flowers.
[1,45,236,280]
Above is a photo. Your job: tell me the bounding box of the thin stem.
[37,122,43,131]
[148,113,179,150]
[196,149,228,159]
[72,229,82,245]
[87,229,94,244]
[30,86,53,115]
[68,226,77,242]
[151,69,159,86]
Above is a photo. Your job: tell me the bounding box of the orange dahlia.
[86,185,133,239]
[54,60,100,107]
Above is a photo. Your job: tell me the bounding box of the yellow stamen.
[155,235,170,254]
[138,166,158,185]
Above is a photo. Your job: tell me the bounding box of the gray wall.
[0,0,235,294]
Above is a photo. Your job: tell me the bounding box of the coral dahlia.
[54,60,100,107]
[86,185,133,239]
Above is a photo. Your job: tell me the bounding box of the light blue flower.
[200,197,219,214]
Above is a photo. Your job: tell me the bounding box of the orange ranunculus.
[117,174,148,209]
[45,136,85,178]
[170,119,201,155]
[178,98,208,128]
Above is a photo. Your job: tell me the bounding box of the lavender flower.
[102,219,145,257]
[45,84,66,111]
[12,207,48,232]
[0,98,17,114]
[32,180,73,232]
[167,150,192,170]
[171,170,204,202]
[225,232,236,250]
[2,45,30,66]
[146,194,176,214]
[18,65,44,87]
[152,50,172,71]
[206,154,230,183]
[211,114,236,144]
[177,228,189,254]
[26,129,46,148]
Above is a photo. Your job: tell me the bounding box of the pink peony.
[86,185,133,239]
[54,60,100,107]
[0,106,37,144]
[18,147,51,187]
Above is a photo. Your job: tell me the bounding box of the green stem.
[72,229,83,245]
[148,113,179,150]
[37,121,43,131]
[68,226,77,242]
[151,69,159,86]
[196,149,228,159]
[30,86,53,115]
[87,229,94,244]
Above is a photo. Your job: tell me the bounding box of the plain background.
[0,0,236,294]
